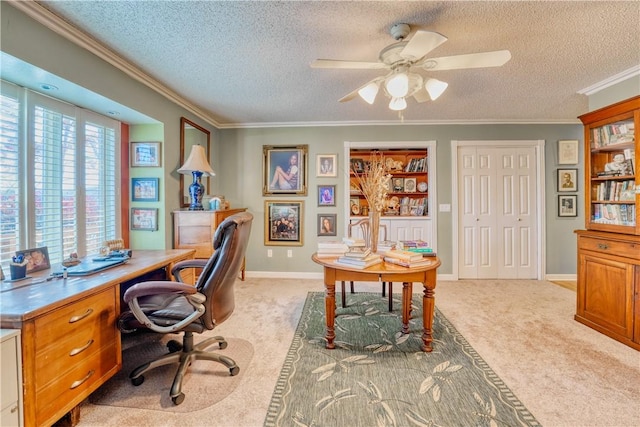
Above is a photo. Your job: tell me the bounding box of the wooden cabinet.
[576,96,640,350]
[1,329,23,427]
[575,230,639,350]
[579,96,639,235]
[173,208,247,282]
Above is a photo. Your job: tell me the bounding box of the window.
[0,80,121,271]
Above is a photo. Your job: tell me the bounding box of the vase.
[369,210,380,253]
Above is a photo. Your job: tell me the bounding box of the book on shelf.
[383,249,424,262]
[343,247,371,258]
[335,253,383,269]
[383,257,435,268]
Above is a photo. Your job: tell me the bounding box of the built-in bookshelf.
[579,96,639,235]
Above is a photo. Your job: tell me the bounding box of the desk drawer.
[34,288,117,388]
[578,236,640,261]
[35,343,118,426]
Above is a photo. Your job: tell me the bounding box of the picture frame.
[403,177,417,193]
[131,208,159,231]
[318,214,337,236]
[318,185,336,206]
[392,177,404,192]
[558,140,579,165]
[558,194,578,217]
[263,145,308,196]
[0,265,4,281]
[350,158,365,173]
[130,141,162,167]
[557,168,578,192]
[15,247,50,273]
[131,177,159,202]
[317,154,338,177]
[264,200,304,246]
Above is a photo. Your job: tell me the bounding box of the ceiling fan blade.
[420,50,512,70]
[412,87,431,103]
[400,30,448,61]
[338,77,384,103]
[311,59,388,70]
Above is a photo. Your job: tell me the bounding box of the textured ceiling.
[32,1,640,127]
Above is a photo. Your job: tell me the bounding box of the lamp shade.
[358,81,380,105]
[385,73,409,98]
[425,78,448,101]
[177,145,215,176]
[388,97,407,111]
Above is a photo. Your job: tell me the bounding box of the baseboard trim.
[545,274,577,281]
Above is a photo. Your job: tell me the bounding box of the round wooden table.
[312,254,441,352]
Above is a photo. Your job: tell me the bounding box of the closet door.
[458,145,538,279]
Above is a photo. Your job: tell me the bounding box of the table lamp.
[177,145,215,210]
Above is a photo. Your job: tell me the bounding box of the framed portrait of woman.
[318,185,336,206]
[263,145,308,196]
[317,214,337,236]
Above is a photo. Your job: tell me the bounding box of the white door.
[458,144,538,279]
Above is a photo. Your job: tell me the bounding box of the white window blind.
[0,81,121,271]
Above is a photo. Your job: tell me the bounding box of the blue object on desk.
[52,257,128,276]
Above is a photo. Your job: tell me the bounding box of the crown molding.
[11,0,221,128]
[577,65,640,96]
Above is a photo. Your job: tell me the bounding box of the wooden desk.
[0,249,195,427]
[312,254,441,352]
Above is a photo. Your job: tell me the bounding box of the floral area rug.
[265,292,539,427]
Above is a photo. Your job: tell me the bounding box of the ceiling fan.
[311,23,511,111]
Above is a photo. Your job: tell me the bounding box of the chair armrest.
[171,259,210,283]
[124,281,206,334]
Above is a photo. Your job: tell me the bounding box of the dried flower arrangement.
[351,151,392,213]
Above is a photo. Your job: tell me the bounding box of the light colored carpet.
[75,278,640,427]
[90,335,253,412]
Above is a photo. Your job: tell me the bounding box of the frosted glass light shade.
[385,73,409,98]
[177,144,215,176]
[388,97,407,111]
[357,82,380,104]
[425,78,448,101]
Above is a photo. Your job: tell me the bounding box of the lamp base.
[188,171,205,211]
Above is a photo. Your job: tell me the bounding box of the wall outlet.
[287,250,293,258]
[267,249,273,258]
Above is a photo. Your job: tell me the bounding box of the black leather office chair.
[118,212,253,405]
[341,217,393,311]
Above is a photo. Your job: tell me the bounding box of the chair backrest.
[195,211,253,329]
[348,217,387,247]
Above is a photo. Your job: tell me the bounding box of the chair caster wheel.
[131,375,144,386]
[167,340,182,353]
[219,340,228,350]
[172,393,185,405]
[230,366,240,376]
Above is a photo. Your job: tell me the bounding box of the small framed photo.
[317,154,337,177]
[131,141,162,167]
[318,214,337,236]
[403,177,417,193]
[263,145,308,196]
[558,140,579,165]
[318,185,336,206]
[15,247,51,273]
[265,200,304,246]
[131,178,159,202]
[558,194,578,217]
[131,208,159,231]
[350,158,365,173]
[392,177,404,192]
[558,168,578,192]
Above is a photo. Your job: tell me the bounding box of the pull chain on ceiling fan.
[311,23,511,112]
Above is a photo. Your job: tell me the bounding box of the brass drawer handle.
[597,243,608,250]
[69,339,94,356]
[69,308,93,323]
[70,370,94,389]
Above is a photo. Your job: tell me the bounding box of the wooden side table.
[173,208,248,282]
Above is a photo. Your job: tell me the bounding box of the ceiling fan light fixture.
[425,78,448,100]
[358,81,380,104]
[385,73,409,98]
[389,97,407,111]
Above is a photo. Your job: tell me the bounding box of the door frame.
[451,140,546,280]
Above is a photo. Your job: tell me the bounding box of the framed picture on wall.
[264,200,304,246]
[130,141,161,167]
[316,154,337,177]
[131,178,159,202]
[558,195,577,217]
[557,168,578,192]
[131,208,159,231]
[318,214,337,236]
[263,145,308,196]
[318,185,336,206]
[558,140,579,165]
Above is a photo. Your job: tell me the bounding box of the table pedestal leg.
[422,286,435,352]
[325,283,336,349]
[401,281,413,334]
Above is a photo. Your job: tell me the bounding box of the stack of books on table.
[316,241,349,258]
[396,240,429,250]
[383,249,434,267]
[377,240,397,254]
[335,252,383,269]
